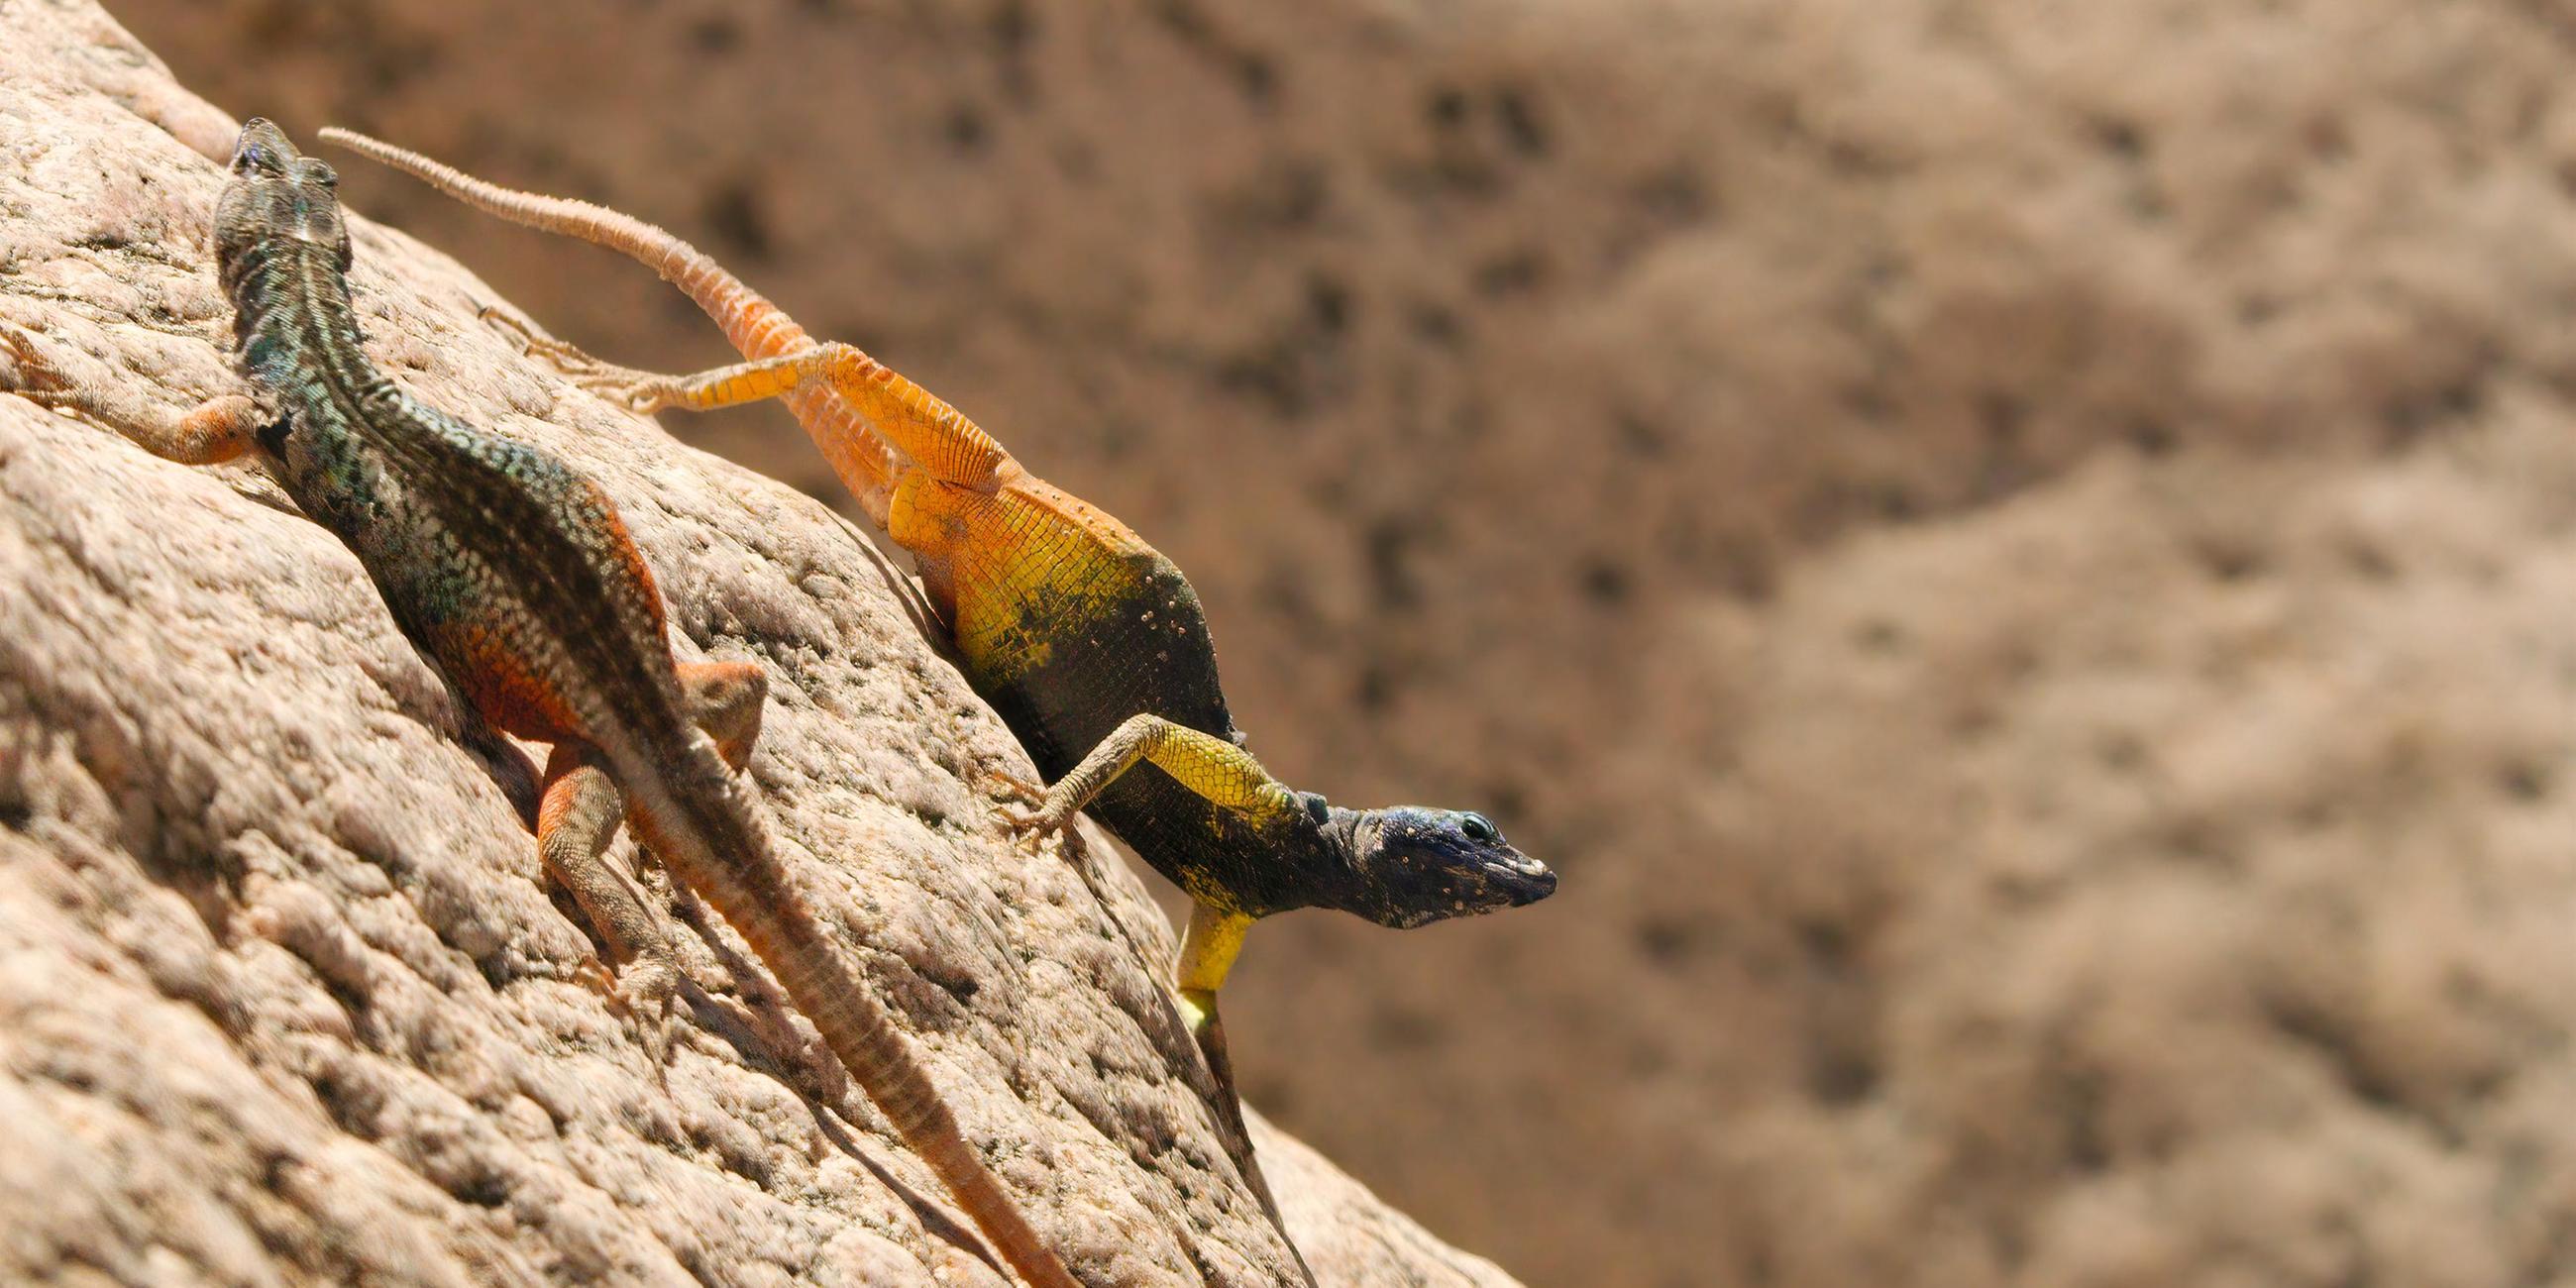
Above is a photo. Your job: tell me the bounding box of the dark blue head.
[1332,805,1555,929]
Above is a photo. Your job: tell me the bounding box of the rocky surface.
[0,4,1517,1284]
[95,0,2576,1284]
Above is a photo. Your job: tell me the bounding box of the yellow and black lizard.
[318,128,1558,1110]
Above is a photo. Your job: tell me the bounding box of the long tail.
[320,127,804,362]
[608,736,1081,1288]
[317,127,898,517]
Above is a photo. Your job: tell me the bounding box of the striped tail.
[317,128,898,516]
[606,735,1080,1288]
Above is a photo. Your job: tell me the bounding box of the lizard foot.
[1000,800,1073,852]
[480,306,600,372]
[981,767,1074,850]
[583,952,687,1064]
[0,323,168,428]
[480,306,675,414]
[612,956,688,1065]
[0,321,80,402]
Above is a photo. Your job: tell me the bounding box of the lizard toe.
[610,957,688,1063]
[1001,803,1071,850]
[0,323,71,393]
[981,766,1046,805]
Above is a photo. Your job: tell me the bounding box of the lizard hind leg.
[537,744,687,1056]
[1176,902,1304,1258]
[496,314,843,422]
[481,306,719,412]
[483,313,904,520]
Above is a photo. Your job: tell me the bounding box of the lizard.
[316,127,1559,1115]
[0,120,1079,1288]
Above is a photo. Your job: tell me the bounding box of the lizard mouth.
[1487,853,1556,907]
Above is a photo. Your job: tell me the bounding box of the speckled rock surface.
[0,5,1516,1284]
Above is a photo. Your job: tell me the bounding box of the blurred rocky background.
[106,1,2576,1283]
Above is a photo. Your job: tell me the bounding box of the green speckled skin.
[211,122,858,1048]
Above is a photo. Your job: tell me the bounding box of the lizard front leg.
[1173,899,1297,1243]
[1176,901,1254,1089]
[1007,712,1302,837]
[1006,713,1292,1088]
[0,322,266,463]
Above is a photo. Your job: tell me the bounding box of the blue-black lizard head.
[1335,805,1555,929]
[217,119,354,281]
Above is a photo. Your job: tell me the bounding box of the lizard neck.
[1307,799,1375,914]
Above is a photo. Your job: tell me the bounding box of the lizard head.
[216,119,354,282]
[1334,805,1556,929]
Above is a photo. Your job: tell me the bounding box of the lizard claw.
[981,766,1046,805]
[982,767,1069,850]
[1001,802,1071,852]
[481,306,620,381]
[480,306,564,361]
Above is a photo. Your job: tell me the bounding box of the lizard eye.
[1460,812,1499,842]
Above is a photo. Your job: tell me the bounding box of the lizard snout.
[1492,852,1556,907]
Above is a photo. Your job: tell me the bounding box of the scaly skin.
[317,125,1557,1144]
[3,121,1077,1288]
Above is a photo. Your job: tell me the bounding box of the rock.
[0,5,1513,1285]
